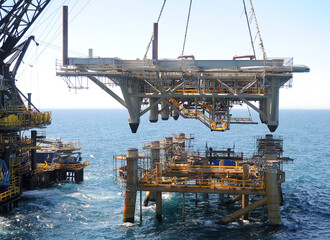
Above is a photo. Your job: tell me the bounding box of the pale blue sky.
[17,0,330,109]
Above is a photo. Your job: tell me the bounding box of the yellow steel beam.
[138,185,266,195]
[218,197,268,224]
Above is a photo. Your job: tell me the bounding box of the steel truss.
[57,57,309,133]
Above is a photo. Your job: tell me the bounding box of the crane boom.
[0,0,52,109]
[0,0,51,62]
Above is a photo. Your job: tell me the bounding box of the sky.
[16,0,330,110]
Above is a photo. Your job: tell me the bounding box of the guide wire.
[143,0,167,60]
[249,0,267,60]
[243,0,256,59]
[181,0,193,56]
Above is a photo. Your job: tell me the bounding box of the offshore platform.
[113,133,290,224]
[0,1,88,213]
[56,1,309,225]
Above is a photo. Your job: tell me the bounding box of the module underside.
[57,57,309,132]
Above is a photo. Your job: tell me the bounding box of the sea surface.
[0,109,329,239]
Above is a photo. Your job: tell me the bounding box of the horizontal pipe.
[218,197,268,224]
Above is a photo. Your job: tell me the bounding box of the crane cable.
[143,0,167,60]
[249,0,267,60]
[181,0,193,56]
[17,0,91,78]
[242,0,256,59]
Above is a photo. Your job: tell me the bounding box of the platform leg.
[182,193,185,222]
[123,148,138,223]
[265,170,281,225]
[140,191,142,222]
[203,193,208,200]
[242,164,249,220]
[156,191,162,221]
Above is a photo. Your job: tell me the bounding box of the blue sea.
[0,109,329,239]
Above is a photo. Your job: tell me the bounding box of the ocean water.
[0,109,329,239]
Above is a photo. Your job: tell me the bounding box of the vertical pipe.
[152,23,158,62]
[265,134,277,160]
[203,193,208,200]
[27,93,32,111]
[150,141,160,175]
[164,137,173,163]
[62,5,68,66]
[172,107,180,120]
[120,79,141,133]
[149,141,160,202]
[156,162,163,221]
[123,148,138,223]
[242,164,249,220]
[149,98,159,123]
[31,130,37,171]
[88,49,93,58]
[266,79,279,132]
[219,193,224,201]
[156,162,162,181]
[178,133,185,149]
[265,170,281,225]
[182,193,185,222]
[140,191,142,222]
[126,81,141,133]
[156,192,162,221]
[161,101,169,120]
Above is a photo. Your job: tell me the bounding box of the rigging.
[143,0,167,60]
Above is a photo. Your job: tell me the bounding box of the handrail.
[167,98,227,131]
[0,186,20,202]
[139,175,264,190]
[0,111,52,127]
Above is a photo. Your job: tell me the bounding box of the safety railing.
[163,164,243,174]
[0,186,20,202]
[139,175,264,190]
[0,134,18,144]
[0,111,51,128]
[61,162,89,171]
[32,162,89,173]
[167,98,227,131]
[170,84,262,95]
[38,162,62,172]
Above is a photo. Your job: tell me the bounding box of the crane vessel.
[0,1,88,214]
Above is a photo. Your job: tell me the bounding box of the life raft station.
[56,2,309,225]
[114,133,290,225]
[0,2,89,214]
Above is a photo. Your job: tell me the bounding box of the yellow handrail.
[139,176,264,190]
[167,98,227,131]
[0,111,52,127]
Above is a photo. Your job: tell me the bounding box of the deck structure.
[114,133,289,225]
[57,53,309,133]
[56,15,309,134]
